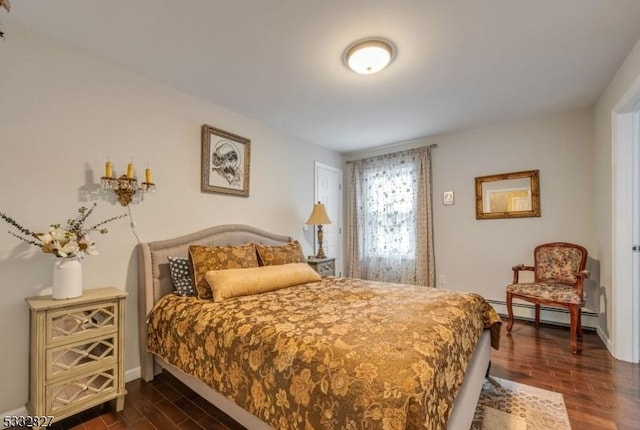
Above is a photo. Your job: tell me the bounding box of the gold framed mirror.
[475,170,540,219]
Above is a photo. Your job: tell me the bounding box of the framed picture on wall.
[201,124,251,197]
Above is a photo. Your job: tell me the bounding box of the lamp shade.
[305,202,331,225]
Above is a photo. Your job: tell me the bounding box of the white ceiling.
[7,1,640,153]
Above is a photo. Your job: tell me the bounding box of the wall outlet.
[438,274,446,284]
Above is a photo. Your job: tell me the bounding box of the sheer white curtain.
[346,147,435,286]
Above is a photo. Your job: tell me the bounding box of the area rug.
[471,376,571,430]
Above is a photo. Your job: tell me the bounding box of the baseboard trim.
[596,325,614,355]
[125,366,141,383]
[488,299,599,329]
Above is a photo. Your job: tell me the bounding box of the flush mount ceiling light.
[345,38,395,74]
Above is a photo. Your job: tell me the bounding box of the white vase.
[52,258,83,299]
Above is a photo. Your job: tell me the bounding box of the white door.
[315,162,343,276]
[633,111,640,362]
[613,96,640,363]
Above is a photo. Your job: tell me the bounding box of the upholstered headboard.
[137,224,295,381]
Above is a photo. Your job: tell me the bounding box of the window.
[346,146,434,286]
[362,163,417,258]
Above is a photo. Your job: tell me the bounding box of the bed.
[138,224,501,430]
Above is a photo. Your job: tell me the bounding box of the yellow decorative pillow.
[188,243,259,299]
[255,240,306,266]
[205,263,321,301]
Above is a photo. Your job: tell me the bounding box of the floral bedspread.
[147,277,501,430]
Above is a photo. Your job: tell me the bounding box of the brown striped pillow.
[188,243,259,299]
[255,240,306,266]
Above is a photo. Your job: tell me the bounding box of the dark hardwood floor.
[493,320,640,430]
[22,319,640,430]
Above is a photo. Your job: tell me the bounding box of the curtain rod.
[346,143,438,164]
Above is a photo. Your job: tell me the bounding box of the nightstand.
[25,287,127,424]
[307,257,336,277]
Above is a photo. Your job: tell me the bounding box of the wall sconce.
[305,201,332,259]
[101,159,156,206]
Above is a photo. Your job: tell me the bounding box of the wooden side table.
[307,257,336,277]
[25,287,127,425]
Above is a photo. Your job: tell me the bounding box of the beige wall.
[346,107,596,310]
[0,23,342,413]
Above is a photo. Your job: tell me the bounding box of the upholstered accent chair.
[506,242,589,353]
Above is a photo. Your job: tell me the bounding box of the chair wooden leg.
[534,304,540,329]
[569,306,579,354]
[577,309,583,340]
[506,292,514,332]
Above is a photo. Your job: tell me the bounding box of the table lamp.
[305,202,332,259]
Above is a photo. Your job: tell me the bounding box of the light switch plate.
[443,191,455,206]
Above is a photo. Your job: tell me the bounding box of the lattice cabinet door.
[25,287,127,425]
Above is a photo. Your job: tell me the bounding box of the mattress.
[146,276,501,430]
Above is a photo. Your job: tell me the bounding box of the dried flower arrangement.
[0,203,126,259]
[1,0,10,39]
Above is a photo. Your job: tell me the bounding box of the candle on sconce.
[145,167,153,184]
[105,160,113,178]
[127,162,134,179]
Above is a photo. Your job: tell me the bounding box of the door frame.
[314,161,343,276]
[612,75,640,363]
